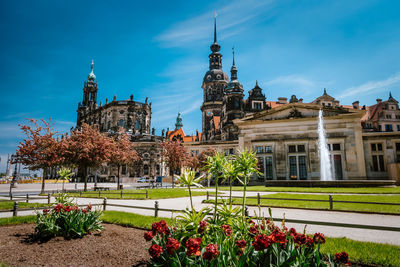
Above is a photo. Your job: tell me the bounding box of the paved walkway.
[1,190,400,246]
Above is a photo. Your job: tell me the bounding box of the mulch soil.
[0,223,150,267]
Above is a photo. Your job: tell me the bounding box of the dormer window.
[253,101,263,110]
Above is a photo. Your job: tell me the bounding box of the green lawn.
[0,201,50,210]
[64,188,206,200]
[101,210,174,229]
[0,215,36,226]
[1,212,399,266]
[205,193,400,214]
[321,237,400,267]
[217,186,400,194]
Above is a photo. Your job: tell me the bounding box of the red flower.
[148,244,163,258]
[43,209,50,214]
[313,233,326,244]
[202,244,219,261]
[305,236,314,248]
[144,231,154,241]
[249,225,260,235]
[198,220,208,234]
[222,224,231,236]
[252,234,271,251]
[294,233,307,245]
[87,203,92,211]
[82,208,88,214]
[236,239,247,249]
[269,229,287,245]
[63,206,73,212]
[152,220,170,235]
[166,238,180,255]
[335,251,350,264]
[186,237,202,256]
[54,203,63,213]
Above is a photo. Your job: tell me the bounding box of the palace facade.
[178,18,400,183]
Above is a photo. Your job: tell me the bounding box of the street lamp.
[9,154,19,197]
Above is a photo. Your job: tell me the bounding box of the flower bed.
[35,195,102,239]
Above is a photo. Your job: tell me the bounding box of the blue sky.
[1,0,400,172]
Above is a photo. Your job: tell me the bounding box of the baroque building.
[183,17,400,184]
[76,61,166,181]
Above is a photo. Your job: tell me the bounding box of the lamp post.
[9,154,19,197]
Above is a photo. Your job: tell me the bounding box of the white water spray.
[318,110,333,181]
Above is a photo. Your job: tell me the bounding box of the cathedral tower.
[200,14,229,140]
[221,48,245,140]
[77,60,98,127]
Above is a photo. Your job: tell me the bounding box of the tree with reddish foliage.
[15,118,62,194]
[108,129,139,189]
[186,148,216,172]
[160,140,187,187]
[62,123,113,191]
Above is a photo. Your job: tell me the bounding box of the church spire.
[209,12,222,69]
[214,12,217,43]
[175,112,183,130]
[230,47,237,81]
[88,60,96,81]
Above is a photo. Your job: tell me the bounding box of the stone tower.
[200,14,229,141]
[77,60,98,127]
[221,48,245,140]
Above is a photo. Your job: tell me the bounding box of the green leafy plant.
[205,152,227,220]
[235,149,260,221]
[175,169,205,211]
[57,167,73,192]
[35,198,102,239]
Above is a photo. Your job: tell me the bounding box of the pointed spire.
[175,112,183,130]
[232,46,235,66]
[214,12,217,43]
[389,91,393,99]
[256,80,259,87]
[323,88,327,95]
[88,60,96,80]
[230,47,237,81]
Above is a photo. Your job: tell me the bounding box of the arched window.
[119,119,125,127]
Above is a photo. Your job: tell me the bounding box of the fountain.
[318,109,333,181]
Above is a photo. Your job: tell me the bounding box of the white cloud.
[155,0,275,47]
[338,73,400,99]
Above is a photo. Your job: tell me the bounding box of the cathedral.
[76,61,166,182]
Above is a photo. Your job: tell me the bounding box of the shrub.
[35,194,102,239]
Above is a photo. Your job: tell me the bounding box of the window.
[385,124,393,132]
[289,156,297,179]
[265,146,272,153]
[288,145,305,153]
[397,125,400,131]
[289,145,296,153]
[265,157,273,179]
[234,98,240,109]
[118,119,125,127]
[372,155,385,172]
[253,102,262,110]
[396,143,400,163]
[229,148,234,155]
[255,146,264,154]
[371,143,385,172]
[297,145,305,152]
[257,157,264,179]
[332,144,341,151]
[386,115,392,119]
[135,120,141,130]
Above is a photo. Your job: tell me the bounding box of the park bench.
[93,186,111,191]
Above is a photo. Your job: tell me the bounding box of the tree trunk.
[41,168,47,194]
[117,164,121,190]
[83,166,88,191]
